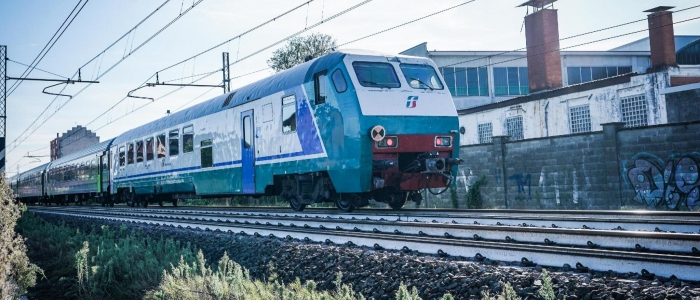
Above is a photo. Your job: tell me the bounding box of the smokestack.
[645,6,677,71]
[520,0,563,93]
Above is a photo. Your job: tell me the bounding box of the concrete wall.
[427,121,700,211]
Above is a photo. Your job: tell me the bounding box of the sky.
[1,0,698,174]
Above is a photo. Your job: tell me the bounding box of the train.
[8,49,462,212]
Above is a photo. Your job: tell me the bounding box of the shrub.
[0,176,41,300]
[538,269,556,300]
[16,213,198,299]
[465,175,487,209]
[450,185,459,209]
[146,251,366,300]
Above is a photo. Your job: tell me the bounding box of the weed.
[465,175,487,209]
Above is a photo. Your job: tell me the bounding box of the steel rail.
[29,206,700,280]
[47,206,700,254]
[88,205,700,233]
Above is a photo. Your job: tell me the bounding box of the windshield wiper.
[361,80,392,89]
[410,77,433,90]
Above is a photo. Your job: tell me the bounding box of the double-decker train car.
[16,163,48,204]
[46,139,114,205]
[10,50,462,212]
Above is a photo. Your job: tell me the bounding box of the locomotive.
[9,50,462,212]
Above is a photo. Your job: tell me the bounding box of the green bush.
[538,269,556,300]
[465,175,487,209]
[0,176,41,300]
[146,251,366,300]
[449,185,459,209]
[17,213,198,299]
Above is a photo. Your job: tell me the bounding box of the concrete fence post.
[492,136,509,209]
[601,122,626,209]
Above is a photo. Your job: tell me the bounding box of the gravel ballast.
[34,212,700,300]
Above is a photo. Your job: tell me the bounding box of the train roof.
[18,162,50,178]
[48,138,115,168]
[113,51,348,145]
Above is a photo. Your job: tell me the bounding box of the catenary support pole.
[0,45,7,174]
[222,52,230,94]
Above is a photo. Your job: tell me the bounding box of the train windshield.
[352,61,400,88]
[399,64,444,90]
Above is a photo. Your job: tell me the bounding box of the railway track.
[29,206,700,281]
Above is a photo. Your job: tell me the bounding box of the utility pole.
[222,52,230,94]
[1,45,7,174]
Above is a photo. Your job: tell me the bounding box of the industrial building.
[401,2,700,146]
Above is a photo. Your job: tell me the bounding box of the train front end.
[342,51,462,209]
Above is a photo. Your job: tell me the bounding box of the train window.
[282,95,296,134]
[136,140,144,163]
[127,143,135,164]
[156,134,166,158]
[314,70,327,105]
[399,64,444,90]
[243,116,252,149]
[119,146,125,167]
[331,69,347,93]
[169,130,179,157]
[183,125,194,153]
[145,137,154,161]
[201,139,213,168]
[352,61,401,88]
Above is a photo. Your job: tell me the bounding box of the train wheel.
[172,199,179,207]
[158,199,164,207]
[387,193,407,210]
[335,194,356,213]
[288,196,306,212]
[141,197,148,208]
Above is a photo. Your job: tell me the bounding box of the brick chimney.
[645,6,677,71]
[521,0,563,93]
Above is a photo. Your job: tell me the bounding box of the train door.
[241,110,255,194]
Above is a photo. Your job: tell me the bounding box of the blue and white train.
[9,49,462,212]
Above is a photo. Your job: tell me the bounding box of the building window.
[477,123,493,144]
[567,66,633,85]
[439,67,488,97]
[505,116,524,141]
[620,95,648,128]
[569,104,591,133]
[494,67,528,96]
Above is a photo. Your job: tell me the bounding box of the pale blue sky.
[2,0,698,173]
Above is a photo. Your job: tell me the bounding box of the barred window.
[620,95,648,128]
[505,116,524,141]
[569,104,591,133]
[477,123,493,144]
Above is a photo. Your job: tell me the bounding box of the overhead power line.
[7,59,69,79]
[7,0,88,96]
[7,0,203,156]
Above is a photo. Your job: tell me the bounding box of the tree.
[0,176,41,299]
[267,33,337,72]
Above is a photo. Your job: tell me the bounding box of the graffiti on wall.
[509,173,532,201]
[623,153,700,210]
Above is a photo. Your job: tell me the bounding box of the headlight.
[434,136,452,147]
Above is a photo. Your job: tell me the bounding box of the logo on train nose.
[406,96,418,108]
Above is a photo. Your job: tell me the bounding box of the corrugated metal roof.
[113,51,347,145]
[49,138,115,167]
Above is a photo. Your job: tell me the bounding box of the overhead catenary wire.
[7,0,88,96]
[7,0,204,157]
[22,0,474,161]
[7,59,69,79]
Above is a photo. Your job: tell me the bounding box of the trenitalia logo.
[406,96,418,108]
